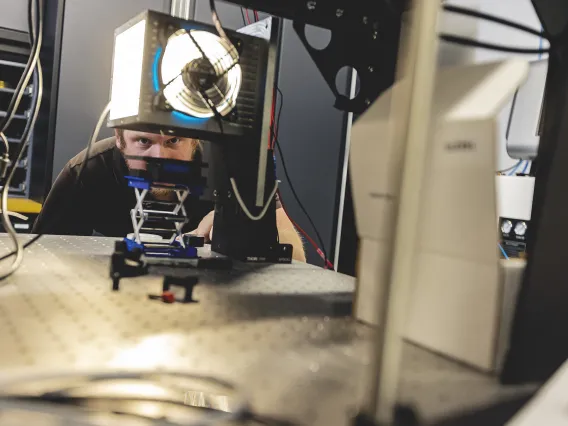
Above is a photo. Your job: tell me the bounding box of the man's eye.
[137,138,151,145]
[167,137,180,145]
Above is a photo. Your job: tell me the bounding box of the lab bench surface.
[0,235,532,425]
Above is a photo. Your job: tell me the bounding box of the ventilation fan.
[161,29,242,119]
[108,10,269,142]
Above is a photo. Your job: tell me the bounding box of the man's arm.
[32,166,93,235]
[276,208,306,262]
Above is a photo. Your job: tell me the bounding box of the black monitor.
[531,0,568,38]
[501,2,568,383]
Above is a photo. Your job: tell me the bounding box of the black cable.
[0,0,42,281]
[439,33,550,54]
[272,122,329,267]
[273,88,330,266]
[443,4,546,38]
[0,103,111,264]
[240,8,247,27]
[0,0,42,136]
[0,68,42,264]
[209,0,239,67]
[273,87,284,148]
[11,0,41,180]
[209,0,229,40]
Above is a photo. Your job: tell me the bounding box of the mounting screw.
[368,66,374,72]
[336,8,344,17]
[362,16,368,24]
[373,31,378,40]
[365,99,371,105]
[213,190,218,197]
[307,0,316,10]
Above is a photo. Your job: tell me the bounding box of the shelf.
[0,59,26,69]
[9,184,26,193]
[0,111,27,120]
[0,86,32,95]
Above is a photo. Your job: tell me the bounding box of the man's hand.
[185,209,306,262]
[190,210,214,242]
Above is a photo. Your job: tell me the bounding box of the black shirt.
[32,138,213,237]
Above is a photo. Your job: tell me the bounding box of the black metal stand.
[110,239,233,293]
[209,143,293,264]
[165,276,199,303]
[110,241,147,291]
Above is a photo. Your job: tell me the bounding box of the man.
[33,129,306,261]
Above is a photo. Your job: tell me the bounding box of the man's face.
[116,130,198,170]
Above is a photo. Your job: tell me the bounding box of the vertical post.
[333,70,359,270]
[171,0,195,20]
[255,18,282,206]
[363,1,441,423]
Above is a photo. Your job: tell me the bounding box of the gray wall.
[52,0,170,181]
[0,0,28,32]
[194,1,350,265]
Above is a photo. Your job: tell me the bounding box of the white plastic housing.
[350,59,529,371]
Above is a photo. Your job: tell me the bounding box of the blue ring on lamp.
[152,47,163,92]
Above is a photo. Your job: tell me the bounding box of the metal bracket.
[221,0,404,113]
[292,11,401,113]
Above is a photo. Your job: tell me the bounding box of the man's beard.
[121,152,176,201]
[150,187,176,200]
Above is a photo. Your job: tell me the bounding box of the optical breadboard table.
[0,235,532,425]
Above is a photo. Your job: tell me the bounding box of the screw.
[368,66,374,72]
[373,31,378,40]
[365,99,371,105]
[362,16,368,24]
[336,8,344,17]
[213,190,218,197]
[307,0,316,10]
[227,190,232,198]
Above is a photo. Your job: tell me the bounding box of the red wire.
[270,90,333,269]
[245,9,251,25]
[254,10,260,21]
[278,189,334,270]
